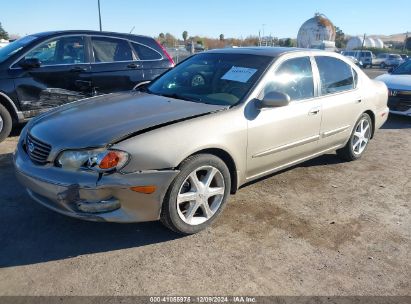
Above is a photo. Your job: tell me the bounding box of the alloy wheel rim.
[0,114,3,133]
[352,118,371,155]
[177,165,225,226]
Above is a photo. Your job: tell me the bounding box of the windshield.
[392,60,411,75]
[0,35,38,64]
[147,53,273,106]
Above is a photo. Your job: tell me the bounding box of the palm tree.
[182,31,188,42]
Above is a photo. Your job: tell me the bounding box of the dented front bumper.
[13,142,179,223]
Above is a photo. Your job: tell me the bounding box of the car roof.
[30,30,152,40]
[205,47,314,57]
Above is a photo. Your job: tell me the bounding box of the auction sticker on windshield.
[221,66,257,83]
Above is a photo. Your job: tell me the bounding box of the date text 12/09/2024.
[149,296,257,303]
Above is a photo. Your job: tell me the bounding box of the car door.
[10,35,91,116]
[130,41,172,81]
[89,36,144,94]
[246,55,322,180]
[313,56,362,150]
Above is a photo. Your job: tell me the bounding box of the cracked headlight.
[56,149,129,172]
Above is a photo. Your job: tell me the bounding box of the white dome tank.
[364,37,376,48]
[297,13,336,48]
[374,38,384,48]
[346,36,363,50]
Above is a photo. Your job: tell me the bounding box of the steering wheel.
[191,74,206,87]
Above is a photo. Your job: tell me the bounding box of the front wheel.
[0,104,13,143]
[160,154,231,234]
[337,113,373,161]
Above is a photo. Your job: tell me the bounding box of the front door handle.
[127,63,141,69]
[309,107,321,115]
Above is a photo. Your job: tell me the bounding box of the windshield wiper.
[159,93,202,103]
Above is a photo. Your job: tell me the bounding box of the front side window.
[147,53,272,106]
[392,60,411,75]
[23,36,85,65]
[92,37,133,62]
[262,56,314,101]
[315,56,354,95]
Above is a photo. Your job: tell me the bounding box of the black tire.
[160,154,231,235]
[0,104,13,142]
[337,113,373,161]
[380,63,386,69]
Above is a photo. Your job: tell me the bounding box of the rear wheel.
[0,104,13,142]
[337,113,373,161]
[380,62,386,69]
[160,154,231,234]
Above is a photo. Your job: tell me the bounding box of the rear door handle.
[127,63,141,69]
[309,107,321,115]
[70,66,87,73]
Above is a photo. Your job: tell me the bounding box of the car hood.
[375,74,411,91]
[28,91,227,150]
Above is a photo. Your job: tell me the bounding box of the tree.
[284,38,292,47]
[164,33,176,47]
[0,22,9,40]
[334,26,346,49]
[159,33,165,39]
[182,31,188,42]
[219,34,224,41]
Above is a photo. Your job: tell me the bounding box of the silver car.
[14,48,389,234]
[373,53,404,68]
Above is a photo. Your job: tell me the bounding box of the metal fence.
[165,47,192,64]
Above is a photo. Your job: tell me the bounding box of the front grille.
[388,96,411,112]
[26,133,52,164]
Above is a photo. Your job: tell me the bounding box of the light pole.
[262,24,266,46]
[98,0,102,31]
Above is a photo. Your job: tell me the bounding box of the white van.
[342,50,374,68]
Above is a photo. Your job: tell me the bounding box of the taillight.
[156,41,175,66]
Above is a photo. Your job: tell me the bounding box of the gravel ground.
[0,69,410,296]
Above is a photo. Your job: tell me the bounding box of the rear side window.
[131,43,162,60]
[315,56,354,95]
[263,56,314,101]
[92,37,133,62]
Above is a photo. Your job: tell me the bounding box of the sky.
[1,0,410,39]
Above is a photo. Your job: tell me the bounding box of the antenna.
[129,26,135,34]
[98,0,102,31]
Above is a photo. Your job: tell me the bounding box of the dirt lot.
[0,70,410,296]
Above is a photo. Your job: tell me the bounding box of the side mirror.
[133,80,151,90]
[388,67,394,74]
[19,58,41,69]
[257,91,290,109]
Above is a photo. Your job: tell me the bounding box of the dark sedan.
[0,30,175,142]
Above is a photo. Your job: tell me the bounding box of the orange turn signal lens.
[130,186,157,194]
[99,151,121,170]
